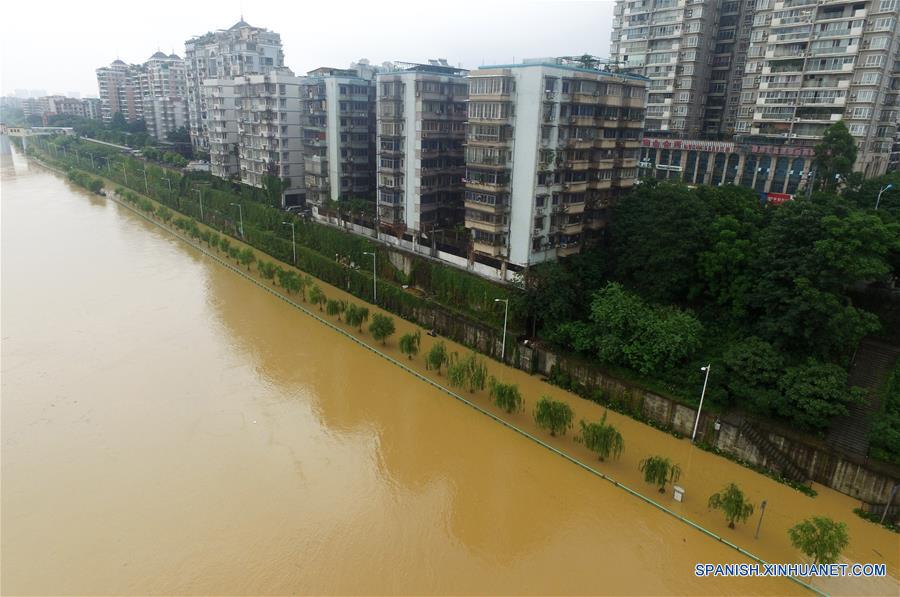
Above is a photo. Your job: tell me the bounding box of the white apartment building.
[737,0,900,177]
[465,59,647,270]
[376,62,468,236]
[205,70,305,204]
[185,20,284,153]
[300,67,376,206]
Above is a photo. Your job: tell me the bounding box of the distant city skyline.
[1,0,615,98]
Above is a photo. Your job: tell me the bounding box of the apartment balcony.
[564,138,594,150]
[590,179,613,190]
[464,180,509,193]
[557,242,581,257]
[464,198,509,215]
[614,178,637,189]
[567,115,596,127]
[566,160,591,171]
[472,240,506,258]
[467,217,508,234]
[466,157,509,171]
[559,220,584,235]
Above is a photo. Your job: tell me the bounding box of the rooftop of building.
[479,57,649,83]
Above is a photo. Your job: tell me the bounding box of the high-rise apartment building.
[96,60,143,123]
[205,70,305,204]
[185,20,285,153]
[376,62,468,236]
[737,0,900,177]
[300,67,377,206]
[464,59,647,270]
[139,52,189,140]
[610,0,721,134]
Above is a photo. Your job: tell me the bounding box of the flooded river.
[1,150,896,595]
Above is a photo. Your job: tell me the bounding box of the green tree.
[326,299,343,320]
[777,359,862,432]
[258,260,276,281]
[719,337,784,412]
[639,455,682,493]
[425,341,449,375]
[708,483,754,529]
[489,377,523,413]
[308,284,326,310]
[559,283,702,376]
[788,517,849,564]
[468,354,488,393]
[534,396,574,437]
[228,246,240,262]
[447,353,468,389]
[814,121,857,192]
[345,303,369,331]
[369,313,396,345]
[399,331,421,360]
[576,411,624,462]
[239,247,256,270]
[219,237,232,254]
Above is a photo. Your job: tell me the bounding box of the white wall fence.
[310,207,520,285]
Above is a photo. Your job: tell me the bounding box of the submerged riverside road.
[2,149,896,595]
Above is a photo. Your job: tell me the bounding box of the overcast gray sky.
[1,0,615,98]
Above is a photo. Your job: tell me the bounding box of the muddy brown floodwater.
[2,149,897,596]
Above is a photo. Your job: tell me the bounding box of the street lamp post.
[363,251,377,303]
[100,156,112,175]
[494,298,509,361]
[121,163,128,186]
[230,203,244,238]
[691,364,711,443]
[755,500,768,539]
[194,189,205,221]
[140,167,149,194]
[282,221,296,264]
[876,184,894,210]
[87,152,95,170]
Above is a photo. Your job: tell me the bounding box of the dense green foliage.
[368,313,395,345]
[814,121,858,192]
[523,173,898,433]
[576,411,624,462]
[425,341,449,375]
[488,378,524,413]
[788,517,849,564]
[399,331,421,360]
[707,483,754,529]
[869,362,900,464]
[533,396,574,437]
[558,283,702,376]
[639,456,682,493]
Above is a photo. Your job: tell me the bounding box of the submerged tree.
[708,483,754,529]
[399,331,421,360]
[576,411,624,462]
[369,313,396,345]
[534,396,574,437]
[639,455,682,493]
[788,517,849,564]
[309,284,326,310]
[425,341,449,375]
[489,377,523,413]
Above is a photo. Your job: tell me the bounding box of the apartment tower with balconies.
[300,67,377,206]
[464,59,648,270]
[737,0,900,177]
[185,20,284,153]
[375,62,468,236]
